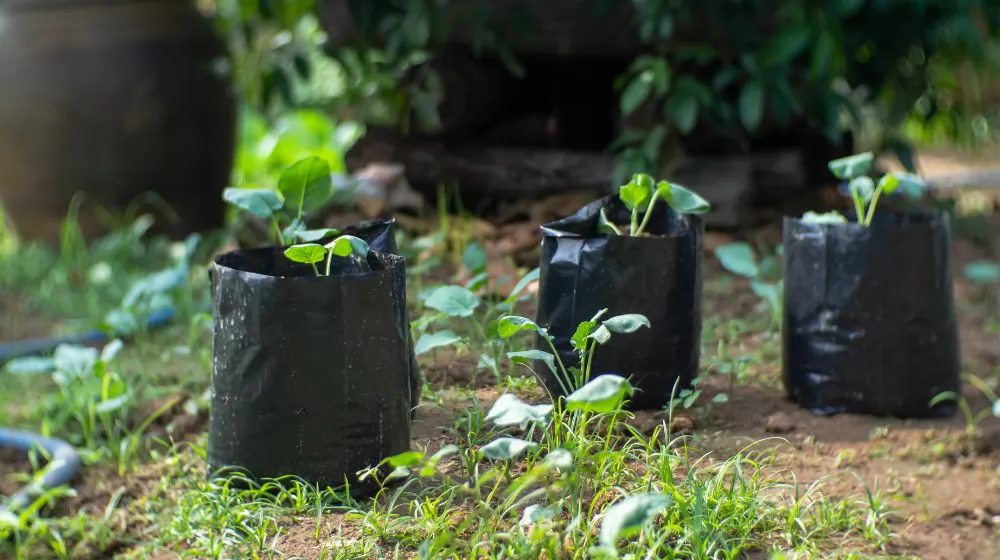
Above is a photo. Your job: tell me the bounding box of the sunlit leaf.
[485,394,553,428]
[828,152,874,180]
[294,228,339,242]
[496,316,550,340]
[659,182,711,214]
[507,350,556,374]
[327,235,369,258]
[278,156,333,217]
[619,174,655,211]
[424,286,482,318]
[222,187,283,219]
[283,243,326,264]
[602,314,651,334]
[540,448,574,472]
[715,242,759,278]
[801,211,848,225]
[566,374,634,413]
[599,493,674,550]
[388,450,425,468]
[414,330,462,355]
[480,437,539,461]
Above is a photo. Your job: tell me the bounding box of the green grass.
[0,211,988,560]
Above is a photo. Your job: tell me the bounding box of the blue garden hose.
[0,428,82,515]
[0,305,182,515]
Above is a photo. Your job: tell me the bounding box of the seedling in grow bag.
[599,173,710,236]
[283,235,370,276]
[714,241,783,328]
[494,309,650,398]
[820,152,927,227]
[222,155,343,246]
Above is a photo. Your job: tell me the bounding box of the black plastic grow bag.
[208,244,412,491]
[536,195,704,410]
[782,209,960,417]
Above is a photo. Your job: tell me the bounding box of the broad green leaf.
[849,176,876,203]
[507,350,557,374]
[566,374,634,414]
[588,325,611,345]
[540,448,574,471]
[801,211,847,224]
[53,345,99,379]
[660,182,711,214]
[619,174,655,211]
[223,187,283,219]
[964,260,1000,285]
[497,316,549,340]
[602,314,651,334]
[884,172,926,198]
[750,280,782,312]
[620,72,654,116]
[599,494,674,550]
[714,243,759,279]
[520,504,559,527]
[462,243,488,273]
[283,244,327,265]
[327,235,369,258]
[294,228,339,242]
[480,437,539,461]
[571,320,598,350]
[485,394,553,428]
[738,80,764,131]
[333,121,365,154]
[388,450,425,468]
[282,218,305,241]
[278,156,333,218]
[665,93,698,134]
[828,152,874,180]
[414,330,463,355]
[424,286,482,318]
[763,25,812,65]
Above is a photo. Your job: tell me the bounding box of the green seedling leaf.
[53,345,99,379]
[282,218,305,241]
[571,320,598,350]
[714,242,759,278]
[414,330,463,355]
[507,267,540,301]
[750,280,782,311]
[480,437,539,461]
[4,356,55,375]
[566,374,634,414]
[599,493,674,551]
[507,350,557,374]
[619,174,654,211]
[424,286,482,318]
[222,187,283,219]
[521,504,559,527]
[294,228,339,242]
[477,354,498,372]
[327,235,369,258]
[993,399,1000,418]
[462,243,488,273]
[801,211,848,224]
[284,243,327,265]
[95,394,130,414]
[540,448,574,472]
[100,339,124,363]
[388,450,425,468]
[828,152,874,180]
[278,156,333,217]
[884,172,926,198]
[849,176,876,202]
[485,394,553,428]
[497,316,550,340]
[588,325,611,345]
[602,314,651,334]
[658,182,711,214]
[964,260,1000,285]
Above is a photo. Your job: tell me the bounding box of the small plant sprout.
[223,155,342,246]
[283,235,370,276]
[820,152,927,227]
[601,173,711,236]
[714,242,783,327]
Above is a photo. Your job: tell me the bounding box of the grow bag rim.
[212,248,404,282]
[782,207,948,233]
[541,198,705,240]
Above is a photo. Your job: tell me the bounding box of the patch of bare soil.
[0,291,57,342]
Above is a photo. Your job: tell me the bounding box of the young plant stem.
[863,185,885,226]
[633,192,661,237]
[542,338,573,397]
[271,217,283,246]
[630,206,640,236]
[851,189,866,225]
[324,249,335,276]
[310,263,320,276]
[600,208,624,236]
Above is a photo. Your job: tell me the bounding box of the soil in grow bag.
[783,209,961,418]
[536,195,703,410]
[209,246,412,493]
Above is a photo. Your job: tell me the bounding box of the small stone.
[765,412,795,434]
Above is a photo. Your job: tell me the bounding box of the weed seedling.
[714,241,784,328]
[931,373,1000,454]
[804,152,926,227]
[283,235,370,276]
[600,173,710,236]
